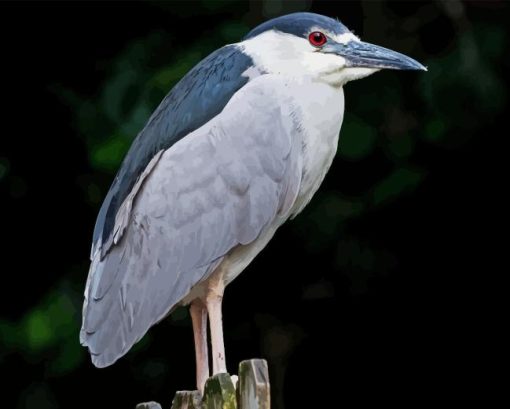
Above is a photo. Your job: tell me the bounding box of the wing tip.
[90,354,115,369]
[80,336,121,369]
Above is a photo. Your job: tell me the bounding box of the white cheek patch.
[301,52,344,76]
[334,32,360,44]
[240,31,315,76]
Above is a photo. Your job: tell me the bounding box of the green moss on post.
[203,373,237,409]
[138,359,271,409]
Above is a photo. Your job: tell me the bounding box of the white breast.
[288,80,345,216]
[219,78,345,286]
[239,33,346,216]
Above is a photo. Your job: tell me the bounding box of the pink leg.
[190,299,209,393]
[206,276,227,374]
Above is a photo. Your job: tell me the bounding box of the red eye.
[308,31,327,47]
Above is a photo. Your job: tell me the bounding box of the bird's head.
[242,12,426,87]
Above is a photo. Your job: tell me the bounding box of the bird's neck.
[288,80,345,217]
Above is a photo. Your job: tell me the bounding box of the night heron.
[81,12,425,392]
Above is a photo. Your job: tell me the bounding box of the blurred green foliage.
[0,281,84,375]
[339,114,377,160]
[372,166,425,206]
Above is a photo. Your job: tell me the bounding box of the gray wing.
[80,79,303,368]
[93,45,257,259]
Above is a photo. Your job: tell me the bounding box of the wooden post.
[203,373,237,409]
[170,391,202,409]
[237,360,270,409]
[136,402,163,409]
[136,359,270,409]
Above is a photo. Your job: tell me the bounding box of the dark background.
[0,1,505,408]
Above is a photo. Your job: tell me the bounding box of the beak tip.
[401,59,427,72]
[414,61,428,72]
[402,56,427,72]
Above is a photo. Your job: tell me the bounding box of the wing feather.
[92,45,259,258]
[81,77,302,367]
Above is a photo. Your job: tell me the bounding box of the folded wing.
[80,79,302,368]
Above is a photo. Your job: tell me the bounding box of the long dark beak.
[324,40,427,71]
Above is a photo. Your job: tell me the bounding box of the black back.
[93,45,255,257]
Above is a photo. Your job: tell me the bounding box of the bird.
[80,12,426,392]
